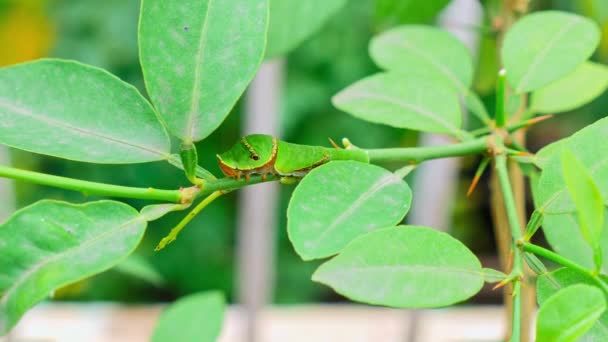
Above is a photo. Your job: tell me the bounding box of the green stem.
[495,69,507,127]
[155,190,224,251]
[520,242,608,296]
[365,137,488,164]
[0,165,182,203]
[1,137,491,204]
[495,152,523,342]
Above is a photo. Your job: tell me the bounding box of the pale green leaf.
[482,268,507,283]
[536,284,606,342]
[140,203,191,222]
[502,11,600,93]
[533,117,608,271]
[531,62,608,114]
[313,226,484,308]
[332,72,464,137]
[369,25,488,122]
[0,59,170,163]
[266,0,346,58]
[152,291,225,342]
[562,148,604,269]
[139,0,269,142]
[0,200,147,335]
[537,268,608,341]
[287,161,411,260]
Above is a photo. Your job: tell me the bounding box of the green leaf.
[531,61,608,114]
[523,253,548,275]
[369,25,489,122]
[266,0,346,58]
[312,226,484,308]
[140,203,191,222]
[562,148,604,270]
[0,200,147,335]
[0,59,170,163]
[502,11,600,93]
[167,154,217,181]
[374,0,450,28]
[482,268,507,283]
[536,284,606,342]
[332,72,465,137]
[152,291,225,342]
[114,255,165,287]
[179,142,200,184]
[534,117,608,271]
[139,0,269,142]
[287,161,412,260]
[524,209,544,241]
[537,268,608,340]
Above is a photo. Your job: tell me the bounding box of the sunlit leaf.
[537,268,608,340]
[288,161,411,260]
[139,0,269,142]
[369,25,488,122]
[0,59,170,163]
[313,226,484,308]
[533,117,608,271]
[562,148,604,270]
[531,61,608,114]
[332,72,465,137]
[0,200,147,335]
[502,11,600,93]
[536,284,606,342]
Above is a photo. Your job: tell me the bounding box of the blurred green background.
[1,0,607,305]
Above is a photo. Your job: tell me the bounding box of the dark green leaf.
[374,0,451,28]
[0,59,170,163]
[152,291,225,342]
[0,200,147,335]
[313,226,484,308]
[288,161,411,260]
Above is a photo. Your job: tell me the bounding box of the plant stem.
[0,138,490,204]
[155,190,224,251]
[365,137,488,164]
[0,165,182,203]
[495,152,523,342]
[520,242,608,295]
[495,69,507,127]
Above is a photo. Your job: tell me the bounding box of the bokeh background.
[1,0,607,310]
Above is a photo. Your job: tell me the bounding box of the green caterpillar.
[216,134,369,181]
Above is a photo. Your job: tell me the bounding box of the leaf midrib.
[185,0,214,142]
[0,214,146,307]
[0,97,168,158]
[307,173,403,252]
[516,16,582,92]
[341,90,460,135]
[320,264,484,278]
